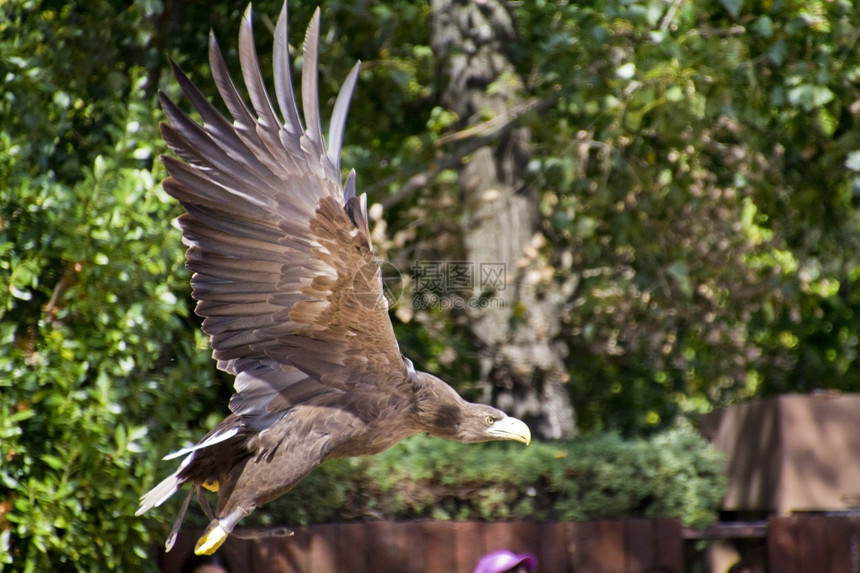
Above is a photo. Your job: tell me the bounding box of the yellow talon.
[195,522,228,555]
[202,479,219,492]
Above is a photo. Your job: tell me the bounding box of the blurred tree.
[429,0,576,439]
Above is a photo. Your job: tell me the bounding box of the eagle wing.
[159,3,408,430]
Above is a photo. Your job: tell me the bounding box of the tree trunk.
[430,0,576,439]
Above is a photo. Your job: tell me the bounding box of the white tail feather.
[136,453,194,516]
[162,427,240,460]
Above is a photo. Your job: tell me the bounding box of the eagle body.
[137,2,530,555]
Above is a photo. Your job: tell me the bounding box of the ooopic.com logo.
[351,260,507,311]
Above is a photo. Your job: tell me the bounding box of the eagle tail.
[137,453,198,552]
[135,456,189,516]
[137,424,241,517]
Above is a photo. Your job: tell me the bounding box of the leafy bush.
[0,3,219,570]
[0,98,221,571]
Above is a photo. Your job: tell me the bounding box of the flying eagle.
[137,2,531,555]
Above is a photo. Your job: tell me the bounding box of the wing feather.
[300,10,325,149]
[159,2,407,425]
[273,3,302,136]
[209,32,298,183]
[327,63,361,173]
[239,5,282,134]
[168,59,276,185]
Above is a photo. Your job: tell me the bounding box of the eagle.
[137,2,531,556]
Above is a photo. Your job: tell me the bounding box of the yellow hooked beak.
[488,416,531,445]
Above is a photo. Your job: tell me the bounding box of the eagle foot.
[194,506,251,555]
[195,521,229,555]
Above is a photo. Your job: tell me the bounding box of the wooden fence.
[687,515,860,572]
[156,515,860,572]
[157,519,684,573]
[767,515,860,573]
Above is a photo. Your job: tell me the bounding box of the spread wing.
[159,3,408,428]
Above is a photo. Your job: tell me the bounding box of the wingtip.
[301,6,324,145]
[168,57,184,78]
[207,30,223,72]
[303,8,322,56]
[240,3,254,41]
[327,61,362,171]
[273,0,302,133]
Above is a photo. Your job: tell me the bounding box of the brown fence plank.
[306,523,339,573]
[482,521,541,559]
[822,516,857,573]
[654,519,684,571]
[454,522,486,573]
[421,521,457,573]
[595,520,627,573]
[339,522,368,573]
[400,521,431,573]
[364,521,398,572]
[569,520,601,572]
[539,522,572,572]
[482,520,517,554]
[796,515,828,573]
[513,521,543,560]
[768,517,797,573]
[626,519,655,572]
[251,528,310,573]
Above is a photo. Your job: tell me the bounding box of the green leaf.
[787,84,834,110]
[719,0,743,18]
[667,261,692,297]
[751,15,774,37]
[40,454,65,471]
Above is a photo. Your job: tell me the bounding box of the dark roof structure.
[137,2,530,556]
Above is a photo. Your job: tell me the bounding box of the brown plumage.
[137,2,531,555]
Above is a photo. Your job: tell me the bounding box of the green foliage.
[512,0,860,431]
[249,427,725,529]
[0,1,220,570]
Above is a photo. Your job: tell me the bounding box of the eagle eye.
[484,416,495,426]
